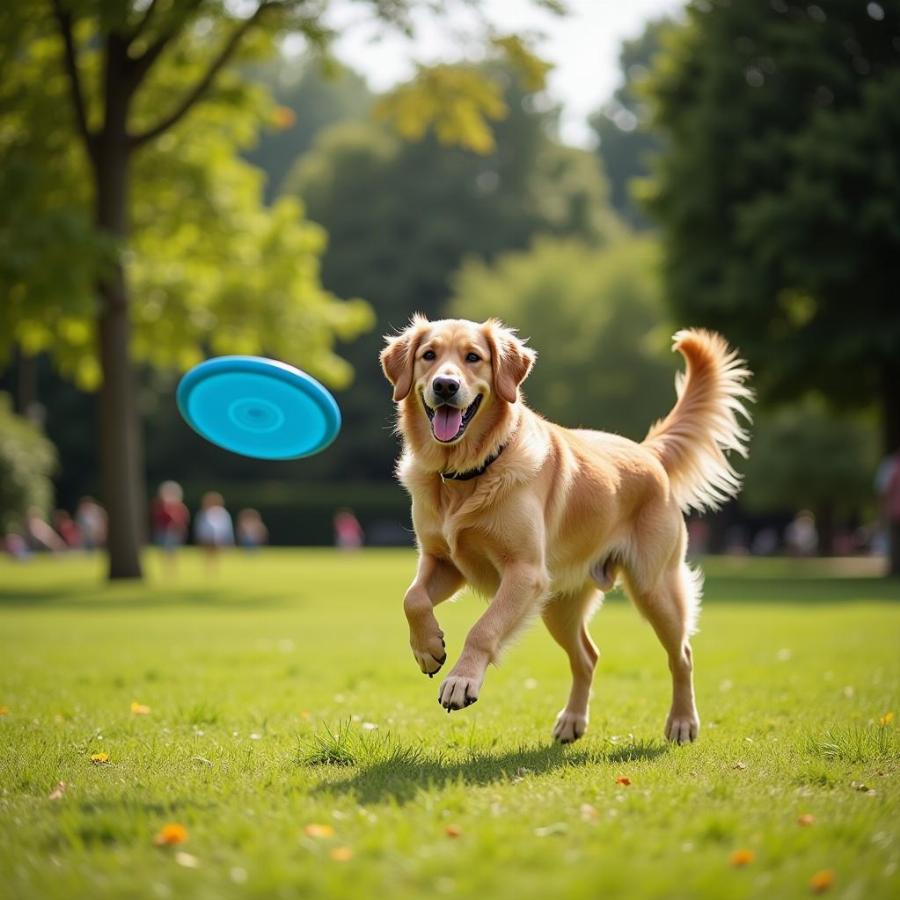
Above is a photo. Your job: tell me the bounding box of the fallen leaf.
[580,803,598,821]
[329,846,353,862]
[445,824,462,838]
[733,762,747,770]
[615,776,632,786]
[48,781,66,801]
[130,701,151,716]
[797,813,815,827]
[90,752,109,765]
[729,849,755,867]
[809,869,835,893]
[175,851,200,869]
[304,823,335,839]
[154,823,188,846]
[880,711,894,726]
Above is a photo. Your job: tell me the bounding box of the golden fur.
[381,316,752,743]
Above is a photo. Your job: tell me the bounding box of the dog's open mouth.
[423,394,483,443]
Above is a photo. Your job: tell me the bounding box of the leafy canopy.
[645,0,900,409]
[1,1,555,389]
[0,394,58,532]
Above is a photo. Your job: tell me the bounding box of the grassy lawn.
[0,549,897,899]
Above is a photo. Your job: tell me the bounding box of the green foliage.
[284,63,621,478]
[0,394,57,532]
[243,57,373,202]
[451,237,676,439]
[376,36,551,154]
[741,399,878,518]
[645,0,900,416]
[589,17,673,228]
[0,5,372,390]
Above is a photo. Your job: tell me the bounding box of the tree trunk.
[93,36,144,580]
[883,363,900,577]
[14,347,39,421]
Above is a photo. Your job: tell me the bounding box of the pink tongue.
[433,406,463,441]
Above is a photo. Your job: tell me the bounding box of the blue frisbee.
[176,356,341,460]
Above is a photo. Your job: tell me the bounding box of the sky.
[321,0,685,147]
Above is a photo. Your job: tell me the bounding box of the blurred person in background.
[194,492,234,570]
[333,507,364,551]
[236,508,268,553]
[25,506,66,553]
[53,510,81,549]
[786,510,818,557]
[151,481,190,573]
[75,497,107,551]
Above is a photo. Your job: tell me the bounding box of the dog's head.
[380,315,535,452]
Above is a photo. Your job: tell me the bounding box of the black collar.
[440,444,506,482]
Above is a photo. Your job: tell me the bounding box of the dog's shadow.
[310,739,669,805]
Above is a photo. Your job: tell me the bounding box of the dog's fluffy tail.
[643,329,753,514]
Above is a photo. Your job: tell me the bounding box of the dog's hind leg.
[404,554,465,678]
[623,551,702,744]
[542,586,601,743]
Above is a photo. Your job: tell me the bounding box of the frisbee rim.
[176,355,341,460]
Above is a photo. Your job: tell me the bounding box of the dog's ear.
[380,315,429,402]
[483,319,536,404]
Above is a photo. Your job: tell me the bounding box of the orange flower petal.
[0,706,9,716]
[154,823,188,846]
[304,823,335,839]
[615,776,631,786]
[131,701,151,715]
[797,813,815,827]
[879,711,894,726]
[329,846,353,862]
[729,849,755,867]
[809,869,835,893]
[445,824,462,838]
[90,752,109,764]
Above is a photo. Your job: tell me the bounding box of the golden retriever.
[380,315,751,743]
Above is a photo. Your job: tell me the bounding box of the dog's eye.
[422,350,436,361]
[465,352,481,363]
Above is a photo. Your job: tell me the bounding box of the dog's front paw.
[552,709,588,744]
[665,709,700,744]
[438,673,481,711]
[410,625,446,678]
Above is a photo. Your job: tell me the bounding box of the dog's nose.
[432,376,460,400]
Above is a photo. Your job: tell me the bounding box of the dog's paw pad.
[552,710,588,744]
[665,712,699,744]
[438,674,480,711]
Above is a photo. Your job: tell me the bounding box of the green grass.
[0,549,898,900]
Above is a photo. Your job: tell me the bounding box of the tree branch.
[127,0,159,46]
[128,0,204,86]
[129,2,279,147]
[50,0,95,156]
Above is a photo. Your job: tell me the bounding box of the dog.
[380,315,751,743]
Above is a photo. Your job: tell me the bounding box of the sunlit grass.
[0,549,898,900]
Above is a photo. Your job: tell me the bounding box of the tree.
[646,0,900,571]
[285,62,622,479]
[243,57,372,202]
[0,394,57,534]
[589,17,673,229]
[0,2,553,579]
[450,236,676,439]
[742,399,878,553]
